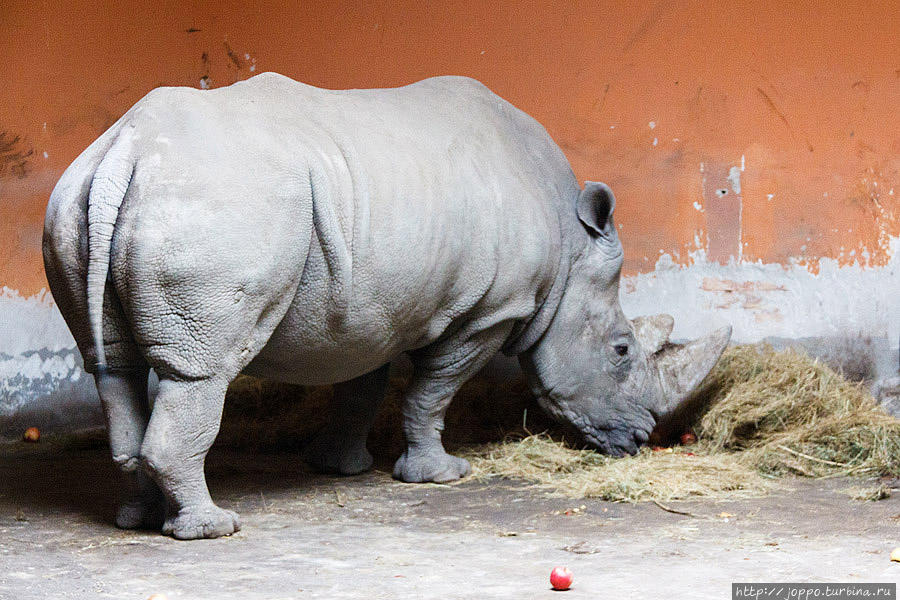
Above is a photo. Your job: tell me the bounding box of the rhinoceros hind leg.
[95,367,166,530]
[114,475,165,530]
[303,364,389,476]
[393,326,510,483]
[141,376,239,540]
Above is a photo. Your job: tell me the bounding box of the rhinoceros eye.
[608,336,633,368]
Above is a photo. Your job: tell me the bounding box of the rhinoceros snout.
[579,418,656,457]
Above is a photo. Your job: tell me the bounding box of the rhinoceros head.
[518,182,731,456]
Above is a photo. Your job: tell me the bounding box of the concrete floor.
[1,442,899,599]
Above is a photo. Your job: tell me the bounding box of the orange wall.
[2,0,899,296]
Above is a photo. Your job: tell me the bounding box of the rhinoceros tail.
[86,127,135,371]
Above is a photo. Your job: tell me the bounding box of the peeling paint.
[0,288,76,354]
[0,349,84,415]
[622,236,900,351]
[727,166,741,195]
[0,289,99,436]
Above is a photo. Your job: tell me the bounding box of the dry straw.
[220,345,900,503]
[461,435,766,502]
[463,345,900,501]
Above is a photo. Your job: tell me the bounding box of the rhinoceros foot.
[115,496,165,530]
[302,430,374,476]
[162,505,241,540]
[114,470,166,530]
[393,447,471,483]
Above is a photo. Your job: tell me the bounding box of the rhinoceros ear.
[631,314,675,355]
[577,181,616,237]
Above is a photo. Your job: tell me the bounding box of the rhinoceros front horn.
[649,323,733,441]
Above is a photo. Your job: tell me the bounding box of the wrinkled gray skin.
[43,73,731,540]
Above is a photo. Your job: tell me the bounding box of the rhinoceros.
[43,73,730,539]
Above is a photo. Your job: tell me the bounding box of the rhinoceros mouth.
[579,425,652,457]
[537,393,653,457]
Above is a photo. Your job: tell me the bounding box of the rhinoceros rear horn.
[652,325,732,433]
[632,313,675,355]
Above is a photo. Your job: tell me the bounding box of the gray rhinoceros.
[43,73,730,539]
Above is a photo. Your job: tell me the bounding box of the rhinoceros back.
[52,73,580,383]
[235,74,582,384]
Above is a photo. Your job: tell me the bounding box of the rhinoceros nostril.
[633,429,649,444]
[621,439,639,456]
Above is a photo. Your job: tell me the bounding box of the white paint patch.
[0,353,76,383]
[621,236,900,350]
[0,288,76,354]
[727,166,742,195]
[649,121,656,129]
[42,151,49,159]
[0,289,94,420]
[693,201,704,212]
[652,138,658,147]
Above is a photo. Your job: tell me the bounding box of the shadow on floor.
[0,440,370,527]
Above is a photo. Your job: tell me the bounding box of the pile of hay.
[464,345,900,502]
[219,345,900,503]
[461,435,766,502]
[697,345,900,478]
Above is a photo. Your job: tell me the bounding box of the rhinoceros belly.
[240,278,408,386]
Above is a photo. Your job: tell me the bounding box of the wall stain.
[50,105,117,137]
[842,163,900,268]
[223,41,243,69]
[200,51,211,88]
[592,83,611,115]
[701,160,742,264]
[621,0,669,54]
[756,87,814,152]
[0,132,34,180]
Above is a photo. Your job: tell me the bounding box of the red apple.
[680,431,697,446]
[550,566,573,590]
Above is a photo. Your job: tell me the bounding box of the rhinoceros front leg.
[95,367,165,530]
[140,376,239,540]
[302,364,389,475]
[393,326,510,483]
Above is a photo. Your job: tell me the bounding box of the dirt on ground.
[1,441,899,599]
